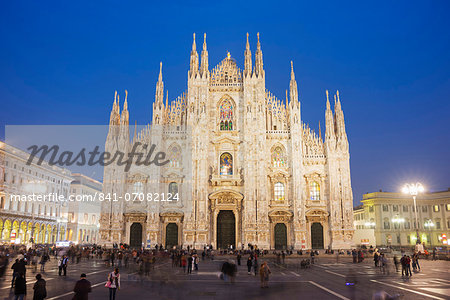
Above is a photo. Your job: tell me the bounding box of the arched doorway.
[217,210,235,249]
[165,223,178,249]
[274,223,287,250]
[311,222,324,249]
[129,223,143,248]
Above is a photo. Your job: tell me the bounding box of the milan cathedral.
[99,33,354,250]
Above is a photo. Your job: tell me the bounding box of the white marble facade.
[99,33,354,250]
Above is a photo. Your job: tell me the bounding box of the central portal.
[217,210,235,249]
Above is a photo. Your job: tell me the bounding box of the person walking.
[259,262,271,288]
[11,259,20,288]
[73,273,92,300]
[33,274,47,300]
[14,272,27,300]
[237,253,241,266]
[413,252,421,271]
[187,255,193,274]
[181,255,187,273]
[247,257,252,275]
[40,253,49,272]
[253,257,258,276]
[107,268,120,300]
[405,256,412,276]
[58,255,68,276]
[400,255,407,276]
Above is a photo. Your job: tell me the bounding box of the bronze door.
[311,222,324,249]
[217,210,235,249]
[274,223,287,250]
[165,223,178,249]
[129,223,142,248]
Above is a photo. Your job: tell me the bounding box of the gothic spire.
[200,33,209,77]
[325,90,335,141]
[334,90,347,139]
[155,62,164,107]
[121,90,129,126]
[255,32,264,77]
[189,33,199,78]
[289,61,298,104]
[244,32,252,77]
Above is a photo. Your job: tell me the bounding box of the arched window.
[133,182,144,194]
[274,182,285,201]
[168,182,178,196]
[271,146,286,167]
[220,152,233,175]
[310,181,320,200]
[168,144,181,168]
[219,99,233,130]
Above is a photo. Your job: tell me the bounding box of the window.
[168,144,181,168]
[446,204,450,211]
[422,206,428,212]
[310,181,320,201]
[383,219,390,230]
[394,222,399,230]
[133,182,144,194]
[393,205,398,212]
[447,219,450,229]
[382,205,388,212]
[397,234,401,244]
[168,182,178,196]
[436,220,441,229]
[403,205,408,212]
[271,146,286,167]
[274,182,285,201]
[407,235,411,244]
[219,99,233,131]
[220,152,233,175]
[433,205,440,212]
[369,206,374,213]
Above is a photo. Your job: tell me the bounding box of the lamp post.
[392,215,405,248]
[424,219,434,248]
[402,183,424,244]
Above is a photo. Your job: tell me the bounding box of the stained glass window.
[220,152,233,175]
[272,146,286,167]
[274,182,285,201]
[168,144,181,168]
[219,99,233,130]
[310,181,320,200]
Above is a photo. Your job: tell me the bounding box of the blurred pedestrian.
[247,257,252,274]
[58,255,68,276]
[14,272,27,300]
[107,268,120,300]
[73,273,92,300]
[33,274,47,300]
[259,261,271,288]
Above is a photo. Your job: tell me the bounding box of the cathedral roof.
[210,53,243,87]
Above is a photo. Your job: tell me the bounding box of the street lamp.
[402,183,424,243]
[424,219,434,248]
[392,215,405,247]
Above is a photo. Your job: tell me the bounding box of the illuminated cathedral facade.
[99,33,355,250]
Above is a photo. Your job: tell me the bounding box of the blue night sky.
[1,1,449,205]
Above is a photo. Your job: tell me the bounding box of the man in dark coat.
[14,272,27,299]
[33,273,47,300]
[73,273,92,300]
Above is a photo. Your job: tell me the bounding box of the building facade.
[0,141,72,245]
[357,190,450,248]
[67,173,102,244]
[99,33,354,250]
